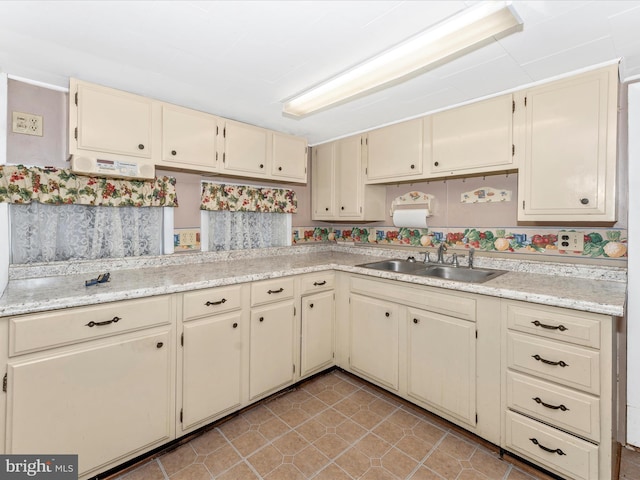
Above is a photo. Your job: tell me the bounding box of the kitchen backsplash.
[292,226,628,262]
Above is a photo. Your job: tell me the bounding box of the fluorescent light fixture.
[282,1,522,117]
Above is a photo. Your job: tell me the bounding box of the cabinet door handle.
[532,354,569,367]
[278,166,282,171]
[413,318,419,324]
[313,281,326,286]
[529,438,566,456]
[532,397,569,411]
[259,317,264,322]
[434,161,439,167]
[138,144,145,150]
[410,164,415,169]
[171,150,177,156]
[232,322,238,329]
[385,312,390,317]
[309,303,314,308]
[580,198,589,205]
[267,288,284,294]
[205,298,227,306]
[259,163,264,169]
[86,316,121,327]
[156,342,164,349]
[531,320,568,332]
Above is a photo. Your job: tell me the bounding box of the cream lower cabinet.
[407,308,476,426]
[179,285,248,434]
[502,300,616,480]
[4,296,175,479]
[249,277,296,400]
[349,294,400,391]
[300,273,335,378]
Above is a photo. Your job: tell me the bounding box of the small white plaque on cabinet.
[461,187,512,204]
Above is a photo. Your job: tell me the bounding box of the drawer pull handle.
[385,312,390,317]
[532,397,570,411]
[532,320,568,331]
[232,323,238,329]
[413,318,419,324]
[86,316,121,327]
[205,298,227,306]
[313,281,327,286]
[156,342,164,349]
[529,438,566,456]
[532,354,569,368]
[309,303,314,308]
[259,317,264,322]
[268,288,284,294]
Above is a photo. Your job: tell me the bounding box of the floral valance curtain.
[200,182,297,213]
[0,165,178,207]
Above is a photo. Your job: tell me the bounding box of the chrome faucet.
[437,243,447,263]
[468,247,475,269]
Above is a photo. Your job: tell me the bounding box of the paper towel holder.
[389,191,434,217]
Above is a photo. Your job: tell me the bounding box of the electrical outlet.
[559,231,584,252]
[12,111,43,137]
[174,228,200,250]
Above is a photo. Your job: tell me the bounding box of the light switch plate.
[12,111,43,136]
[559,231,584,251]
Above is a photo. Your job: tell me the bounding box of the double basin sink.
[357,258,507,284]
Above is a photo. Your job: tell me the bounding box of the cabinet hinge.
[181,332,184,347]
[294,306,296,316]
[216,125,219,135]
[293,364,296,373]
[475,413,478,423]
[522,200,525,210]
[305,146,308,154]
[360,206,362,213]
[74,127,78,140]
[180,408,183,423]
[512,99,515,113]
[524,96,527,107]
[223,152,226,163]
[74,91,78,106]
[475,330,478,339]
[512,144,515,157]
[2,373,6,393]
[365,167,368,175]
[223,127,226,138]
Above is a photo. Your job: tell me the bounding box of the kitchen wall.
[0,74,8,296]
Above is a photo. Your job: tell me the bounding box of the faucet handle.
[418,251,431,263]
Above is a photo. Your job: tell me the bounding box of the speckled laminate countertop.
[0,244,627,318]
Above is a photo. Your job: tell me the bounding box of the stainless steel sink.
[357,259,507,283]
[415,265,506,283]
[357,259,426,273]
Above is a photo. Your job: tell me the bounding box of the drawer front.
[505,301,601,348]
[251,277,295,306]
[505,411,599,480]
[507,332,600,394]
[183,285,243,320]
[300,272,334,295]
[350,276,476,321]
[507,371,600,442]
[10,296,172,356]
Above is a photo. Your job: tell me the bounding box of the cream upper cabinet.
[311,135,386,221]
[70,78,153,161]
[220,119,269,177]
[517,65,618,222]
[407,308,476,426]
[366,118,428,183]
[160,104,219,172]
[271,132,308,182]
[431,94,514,176]
[311,142,335,220]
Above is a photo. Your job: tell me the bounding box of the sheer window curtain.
[10,203,164,263]
[203,210,291,252]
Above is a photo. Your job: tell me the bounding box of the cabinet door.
[431,94,513,175]
[6,327,173,477]
[518,66,617,221]
[181,312,242,431]
[407,308,476,425]
[250,301,295,399]
[311,143,335,220]
[161,105,218,170]
[336,135,363,218]
[222,120,269,176]
[301,290,334,377]
[350,294,399,390]
[272,132,307,182]
[74,80,152,158]
[367,118,425,181]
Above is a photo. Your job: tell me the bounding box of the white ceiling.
[1,1,640,145]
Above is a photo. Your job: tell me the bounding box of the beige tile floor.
[109,370,631,480]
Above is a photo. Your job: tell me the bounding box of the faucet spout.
[437,243,448,263]
[469,247,475,269]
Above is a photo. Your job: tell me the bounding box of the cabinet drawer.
[507,332,600,394]
[505,411,599,480]
[9,296,172,356]
[183,285,243,320]
[350,276,476,321]
[505,301,601,348]
[251,277,295,306]
[300,272,334,295]
[507,371,600,442]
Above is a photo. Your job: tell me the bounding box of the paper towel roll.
[392,209,430,228]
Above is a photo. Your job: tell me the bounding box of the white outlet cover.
[12,111,43,137]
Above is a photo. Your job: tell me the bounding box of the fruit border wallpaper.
[292,226,628,261]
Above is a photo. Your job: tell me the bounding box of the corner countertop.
[0,244,627,318]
